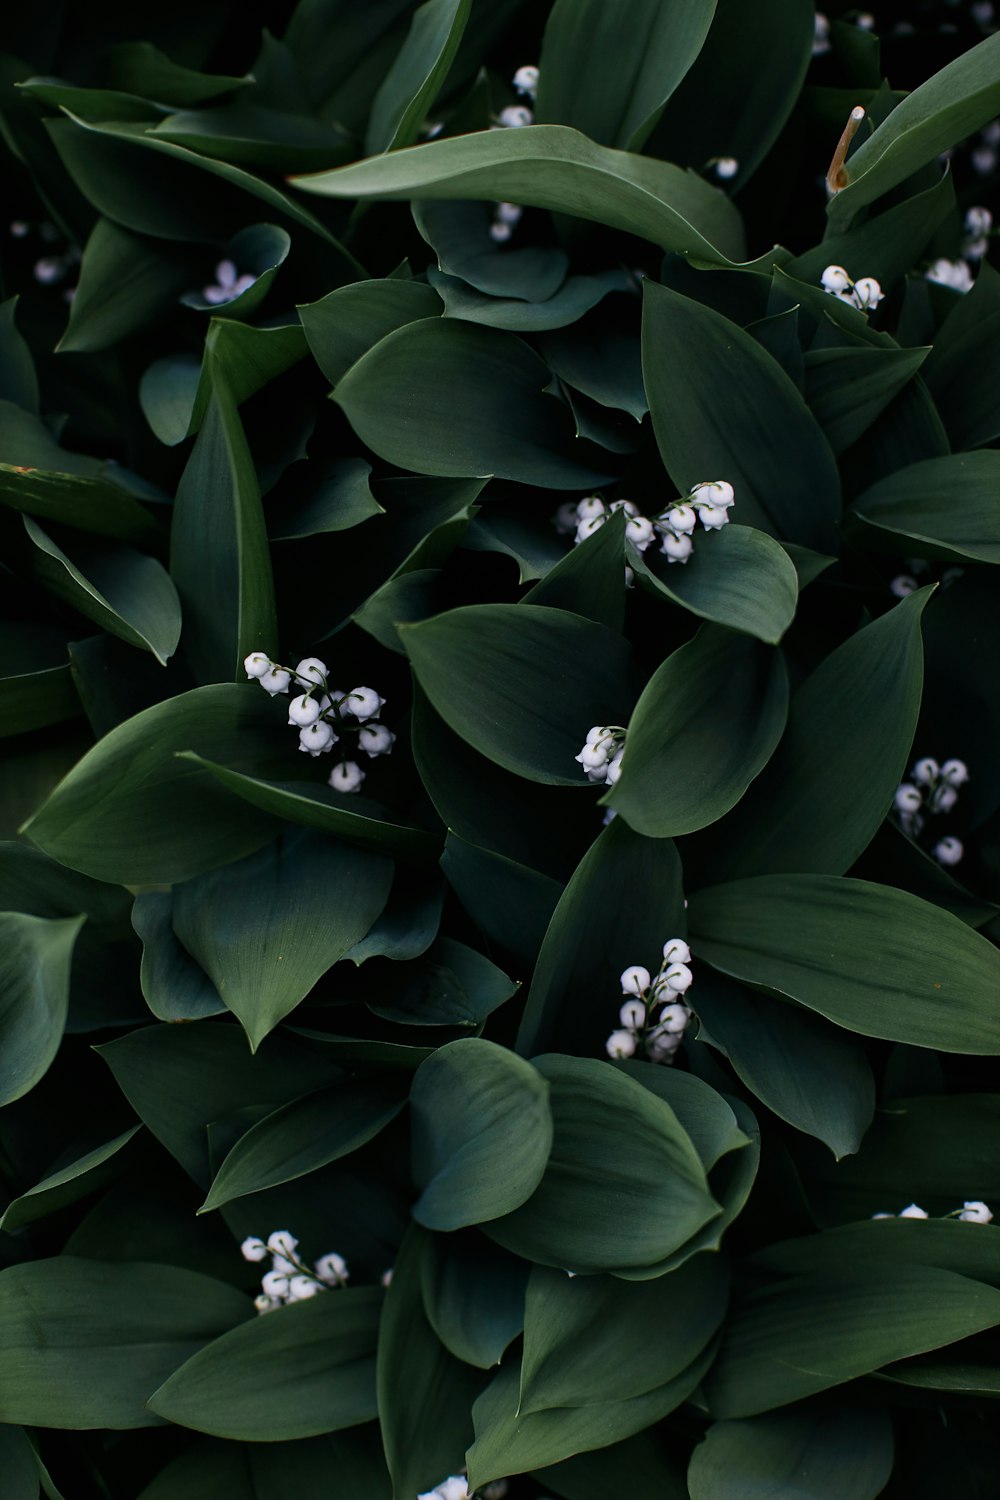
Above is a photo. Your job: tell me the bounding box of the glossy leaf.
[629,524,799,644]
[852,453,1000,563]
[1,1125,141,1232]
[299,278,442,387]
[365,0,471,153]
[131,890,226,1023]
[0,912,83,1107]
[804,344,929,455]
[57,217,198,353]
[421,1236,528,1370]
[0,624,79,738]
[688,1408,895,1500]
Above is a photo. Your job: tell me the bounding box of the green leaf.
[172,829,393,1050]
[136,1432,390,1500]
[0,623,80,738]
[98,1021,340,1188]
[923,261,1000,450]
[22,517,181,665]
[519,1252,729,1413]
[431,267,630,332]
[131,890,226,1023]
[367,936,518,1027]
[711,588,933,877]
[687,1408,895,1500]
[830,33,1000,225]
[149,104,354,174]
[533,1433,689,1500]
[0,1426,41,1500]
[517,818,684,1057]
[703,1266,1000,1417]
[293,125,749,264]
[753,1216,1000,1287]
[539,321,646,422]
[523,507,626,629]
[688,874,1000,1054]
[299,278,442,388]
[484,1054,719,1275]
[606,625,788,836]
[852,453,1000,564]
[57,218,198,353]
[200,1080,405,1210]
[179,223,290,318]
[271,458,383,539]
[695,973,875,1159]
[803,344,929,455]
[102,41,250,105]
[21,685,287,885]
[463,508,567,582]
[0,297,39,411]
[629,524,799,644]
[441,832,563,966]
[0,1258,250,1429]
[0,1125,140,1231]
[421,1235,528,1370]
[333,318,615,487]
[414,199,569,301]
[366,0,471,153]
[617,1061,749,1173]
[148,1288,381,1440]
[409,1038,553,1230]
[642,280,841,548]
[0,912,83,1107]
[170,359,277,684]
[402,603,638,785]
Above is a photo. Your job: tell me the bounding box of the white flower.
[889,575,919,598]
[299,720,336,757]
[941,758,970,787]
[381,1267,393,1288]
[604,751,624,786]
[261,1270,291,1299]
[435,1480,471,1500]
[661,532,694,564]
[359,722,396,757]
[329,760,366,793]
[315,1252,350,1285]
[620,965,651,997]
[344,686,386,722]
[267,1230,299,1258]
[657,1002,691,1034]
[288,1274,324,1300]
[646,1028,683,1061]
[715,157,739,179]
[512,64,539,98]
[662,938,692,964]
[577,496,607,523]
[489,222,513,244]
[243,652,271,679]
[926,258,974,293]
[662,962,693,994]
[270,1253,298,1275]
[609,499,640,516]
[821,265,852,292]
[553,501,579,534]
[606,1029,637,1059]
[34,256,65,285]
[813,12,831,53]
[619,998,646,1028]
[894,784,923,814]
[575,514,607,543]
[855,11,874,28]
[853,276,884,309]
[934,836,964,866]
[294,656,328,687]
[260,666,291,696]
[898,1203,929,1219]
[697,504,730,531]
[254,1294,282,1314]
[966,205,993,237]
[871,1212,893,1220]
[689,480,735,508]
[929,784,958,814]
[496,201,523,226]
[9,220,29,237]
[625,516,655,549]
[241,1235,268,1262]
[499,105,533,128]
[576,741,611,771]
[959,1200,993,1223]
[203,258,256,305]
[912,757,939,785]
[662,504,697,535]
[972,146,997,176]
[288,693,323,727]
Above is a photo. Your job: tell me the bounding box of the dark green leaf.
[431,267,630,332]
[368,936,518,1027]
[131,890,226,1023]
[753,1216,1000,1286]
[523,507,626,629]
[630,524,799,644]
[441,832,562,966]
[688,1408,895,1500]
[0,1426,40,1500]
[57,218,198,354]
[853,453,1000,564]
[365,0,471,153]
[421,1235,528,1369]
[804,344,929,455]
[0,912,82,1107]
[923,261,1000,450]
[299,278,442,387]
[0,624,80,738]
[270,458,383,539]
[0,1126,140,1231]
[0,297,39,411]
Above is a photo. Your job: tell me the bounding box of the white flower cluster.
[553,481,736,567]
[821,264,885,311]
[241,1230,349,1313]
[244,652,394,794]
[489,66,537,239]
[872,1200,993,1224]
[575,724,626,786]
[202,258,257,305]
[606,939,694,1065]
[894,756,969,865]
[419,1477,508,1500]
[926,258,974,294]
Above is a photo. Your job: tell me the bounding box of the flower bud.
[625,516,655,549]
[657,1002,691,1033]
[929,785,958,814]
[254,1294,281,1314]
[898,1203,928,1219]
[646,1028,682,1060]
[288,693,322,727]
[489,221,513,243]
[934,836,963,866]
[689,480,735,508]
[890,575,918,598]
[696,504,730,531]
[609,498,640,517]
[660,531,694,564]
[965,206,992,237]
[663,504,697,535]
[853,276,884,309]
[288,1274,324,1300]
[299,720,336,756]
[941,758,970,787]
[619,998,646,1028]
[605,1028,637,1059]
[241,1235,268,1262]
[604,753,624,786]
[496,201,523,226]
[894,784,922,813]
[620,965,651,997]
[912,757,939,785]
[359,722,397,757]
[577,496,607,523]
[261,1270,290,1299]
[243,652,271,679]
[260,666,291,696]
[329,760,366,793]
[821,265,852,292]
[663,962,693,993]
[959,1200,993,1223]
[662,938,691,964]
[294,657,328,687]
[345,686,386,722]
[315,1252,350,1284]
[513,64,539,97]
[715,157,739,179]
[575,514,606,543]
[499,105,533,128]
[576,742,610,770]
[586,725,611,745]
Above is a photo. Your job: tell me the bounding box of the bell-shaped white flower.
[821,265,852,292]
[359,722,397,757]
[657,1002,691,1033]
[604,751,624,786]
[576,741,610,771]
[929,784,958,814]
[697,504,730,531]
[853,276,884,309]
[958,1200,993,1223]
[435,1480,471,1500]
[912,757,939,785]
[577,496,607,523]
[288,1274,324,1300]
[294,657,328,687]
[926,258,974,293]
[489,222,513,244]
[329,760,366,793]
[315,1252,350,1285]
[663,962,693,994]
[715,157,739,179]
[619,998,646,1028]
[663,504,697,535]
[620,964,651,997]
[605,1028,638,1059]
[625,517,655,550]
[513,64,539,97]
[934,836,963,866]
[941,758,970,787]
[254,1293,282,1314]
[689,480,735,508]
[609,498,640,517]
[261,1270,291,1299]
[890,574,918,598]
[553,500,579,534]
[499,104,533,128]
[898,1203,929,1219]
[241,1235,268,1262]
[646,1027,683,1060]
[243,652,271,679]
[575,514,607,543]
[495,201,523,226]
[345,686,386,722]
[288,693,322,727]
[662,937,692,964]
[661,531,694,564]
[267,1230,299,1257]
[586,724,612,745]
[299,720,336,757]
[260,666,291,696]
[894,784,923,814]
[966,206,993,237]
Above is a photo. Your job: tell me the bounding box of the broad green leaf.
[180,753,439,862]
[0,297,39,411]
[787,170,956,290]
[712,588,932,877]
[0,1125,140,1232]
[0,1425,40,1500]
[293,125,748,264]
[519,1253,728,1413]
[131,890,226,1023]
[421,1236,528,1370]
[414,199,569,301]
[0,1258,250,1429]
[23,517,181,665]
[517,818,684,1057]
[97,1021,340,1187]
[696,973,875,1159]
[409,1038,553,1229]
[0,912,83,1107]
[462,508,568,581]
[140,355,202,446]
[539,321,646,422]
[642,280,841,549]
[688,874,1000,1054]
[377,1226,486,1499]
[343,868,443,964]
[170,359,277,684]
[179,223,290,318]
[852,453,1000,563]
[923,261,1000,450]
[136,1431,390,1500]
[606,625,788,836]
[537,0,717,150]
[200,1080,405,1210]
[299,279,442,387]
[523,507,626,629]
[703,1267,1000,1417]
[270,458,383,539]
[441,832,563,966]
[333,318,615,487]
[172,829,392,1049]
[149,104,354,173]
[629,524,799,644]
[57,218,198,353]
[102,41,250,105]
[688,1408,895,1500]
[367,936,518,1027]
[830,33,1000,225]
[148,1288,381,1439]
[21,685,287,885]
[431,267,630,331]
[365,0,471,153]
[534,1434,689,1500]
[754,1217,1000,1287]
[803,344,929,455]
[0,623,80,738]
[617,1062,749,1173]
[402,603,638,785]
[485,1054,719,1276]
